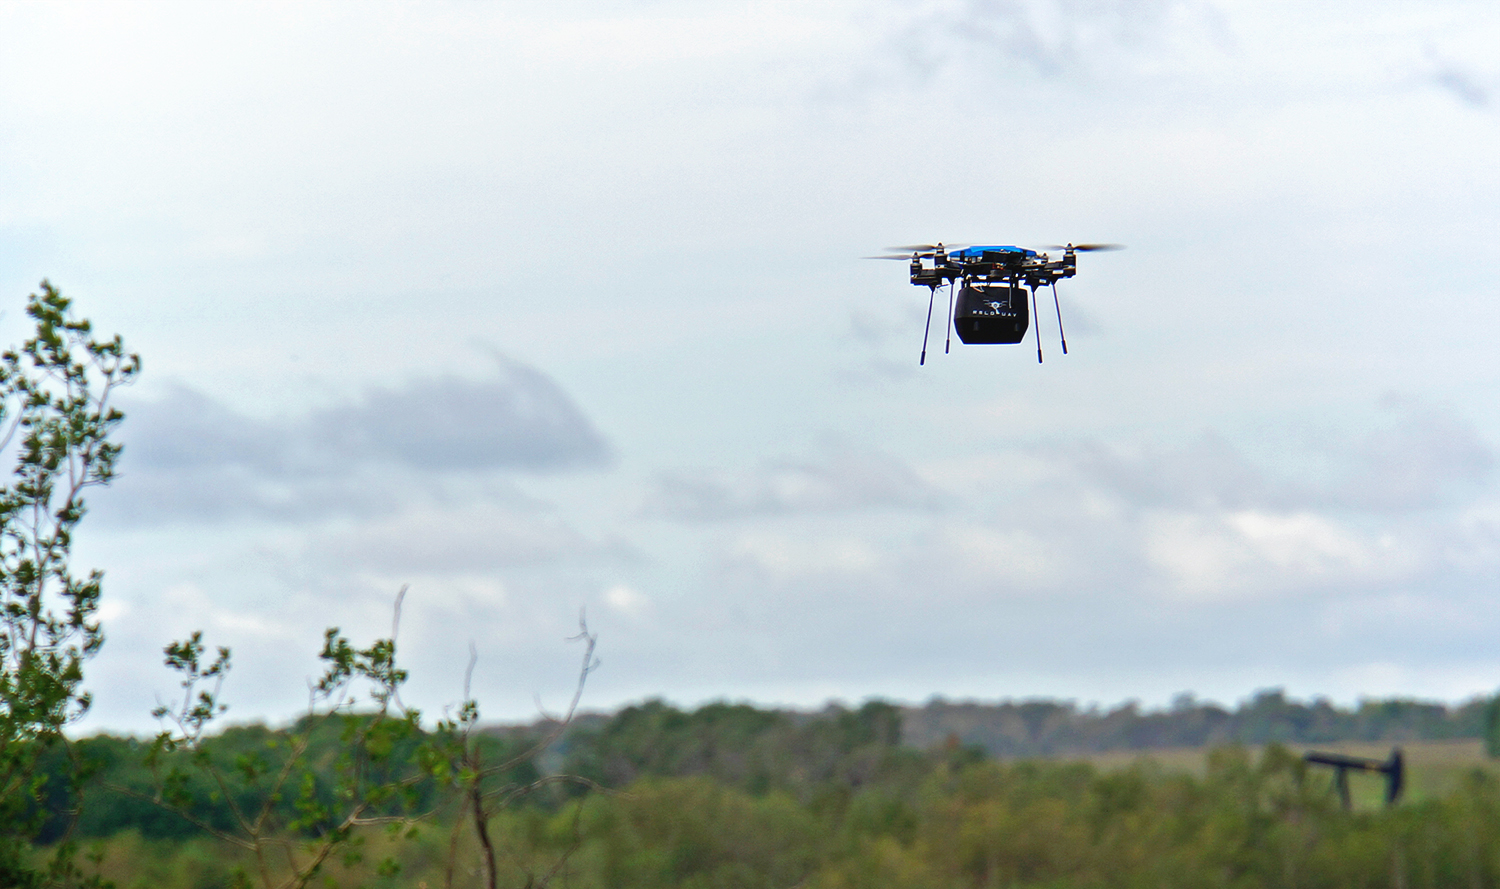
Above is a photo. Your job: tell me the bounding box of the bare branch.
[464,641,478,707]
[392,584,408,642]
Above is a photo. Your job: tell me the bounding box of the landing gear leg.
[945,282,954,354]
[919,285,936,366]
[1030,286,1043,363]
[1051,282,1068,355]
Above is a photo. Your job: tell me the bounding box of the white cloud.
[307,503,632,575]
[603,583,650,617]
[924,525,1066,590]
[1048,398,1495,516]
[1142,509,1420,601]
[643,446,947,521]
[720,532,886,581]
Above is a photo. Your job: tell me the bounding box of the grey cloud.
[949,0,1079,77]
[642,570,1500,711]
[889,0,1213,81]
[1427,51,1490,108]
[835,308,925,384]
[1328,396,1494,511]
[1057,432,1273,511]
[125,386,290,473]
[1055,399,1494,515]
[313,363,610,472]
[643,447,949,522]
[845,307,910,350]
[101,463,439,525]
[102,360,611,525]
[1434,67,1489,107]
[685,401,1499,619]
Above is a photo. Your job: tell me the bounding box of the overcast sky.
[2,0,1497,734]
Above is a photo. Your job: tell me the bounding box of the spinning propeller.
[882,243,970,253]
[864,243,968,260]
[1036,243,1124,252]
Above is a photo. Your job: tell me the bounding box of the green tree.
[144,600,602,889]
[0,281,139,886]
[1484,693,1500,759]
[146,600,428,889]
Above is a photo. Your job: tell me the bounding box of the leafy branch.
[0,281,138,888]
[147,587,429,889]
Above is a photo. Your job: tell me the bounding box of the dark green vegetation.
[31,698,1500,889]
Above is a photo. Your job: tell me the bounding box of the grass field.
[1067,738,1494,809]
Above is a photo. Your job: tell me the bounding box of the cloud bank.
[105,359,611,525]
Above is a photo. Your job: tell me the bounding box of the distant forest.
[54,690,1496,844]
[895,689,1496,756]
[544,688,1499,768]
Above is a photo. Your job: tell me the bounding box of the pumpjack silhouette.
[1303,748,1404,810]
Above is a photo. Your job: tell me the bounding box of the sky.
[0,0,1497,735]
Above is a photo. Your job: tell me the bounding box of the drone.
[868,242,1121,365]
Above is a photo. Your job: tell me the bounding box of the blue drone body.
[946,245,1037,261]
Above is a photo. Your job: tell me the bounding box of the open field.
[1070,738,1494,808]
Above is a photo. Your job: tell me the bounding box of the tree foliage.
[138,600,600,889]
[140,589,449,889]
[0,282,138,887]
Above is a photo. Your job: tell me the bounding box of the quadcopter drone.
[868,242,1121,365]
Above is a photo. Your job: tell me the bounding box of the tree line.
[901,690,1495,756]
